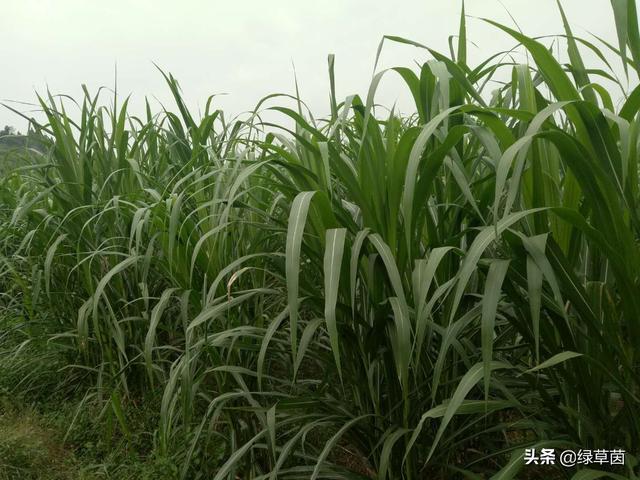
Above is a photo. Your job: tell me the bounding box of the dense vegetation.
[1,2,640,478]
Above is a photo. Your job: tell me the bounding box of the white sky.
[0,1,622,131]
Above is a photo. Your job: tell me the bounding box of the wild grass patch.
[1,1,640,478]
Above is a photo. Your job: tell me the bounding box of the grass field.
[1,1,640,478]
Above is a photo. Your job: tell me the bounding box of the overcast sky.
[0,1,620,131]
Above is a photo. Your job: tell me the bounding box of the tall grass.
[1,1,640,478]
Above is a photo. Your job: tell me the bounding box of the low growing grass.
[0,392,185,480]
[0,401,76,480]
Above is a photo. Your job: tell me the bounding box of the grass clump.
[0,398,81,480]
[0,394,184,480]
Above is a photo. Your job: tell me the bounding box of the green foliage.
[0,411,76,480]
[0,395,184,480]
[1,1,640,478]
